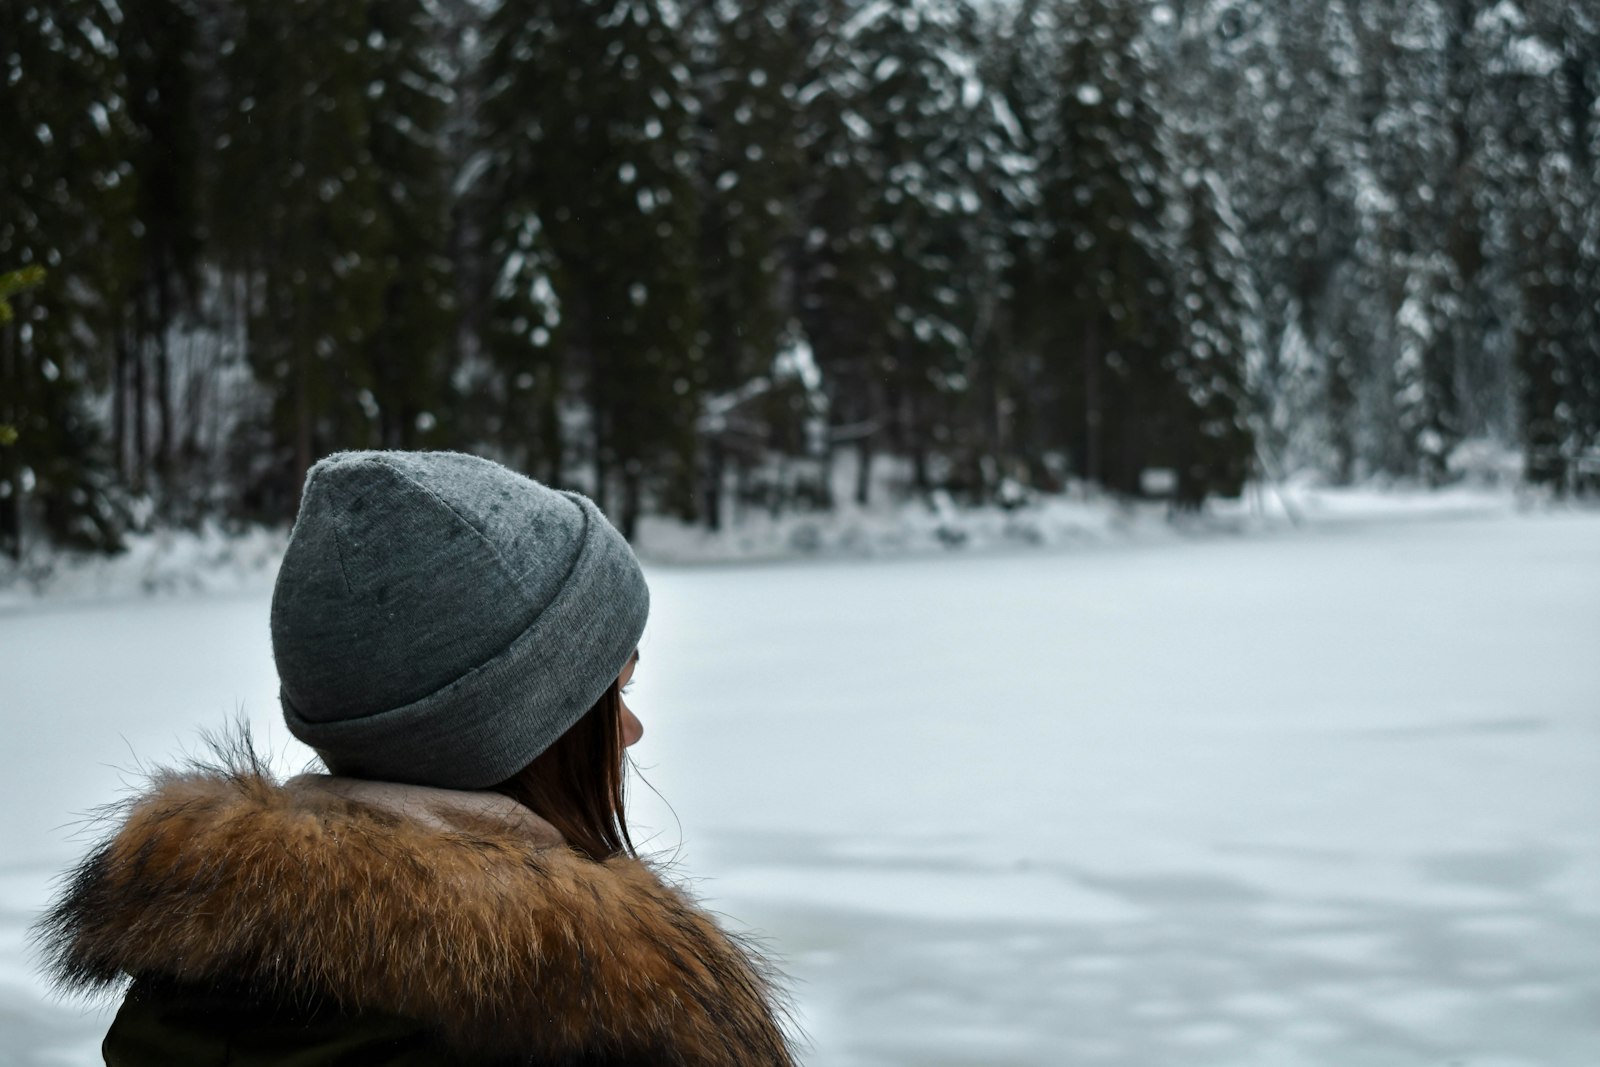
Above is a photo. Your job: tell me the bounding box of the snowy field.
[2,506,1598,1065]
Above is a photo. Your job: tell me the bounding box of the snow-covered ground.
[3,506,1598,1065]
[0,477,1527,606]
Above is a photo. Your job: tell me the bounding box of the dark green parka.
[36,765,795,1067]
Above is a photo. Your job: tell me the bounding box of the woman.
[36,450,796,1066]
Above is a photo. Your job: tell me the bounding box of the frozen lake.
[3,509,1598,1065]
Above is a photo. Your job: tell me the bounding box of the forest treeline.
[2,0,1597,555]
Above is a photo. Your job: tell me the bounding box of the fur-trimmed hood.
[35,759,796,1066]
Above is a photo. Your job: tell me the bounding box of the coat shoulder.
[37,764,797,1066]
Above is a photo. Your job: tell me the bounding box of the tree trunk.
[181,331,205,466]
[132,327,149,495]
[620,463,641,541]
[543,363,565,486]
[704,438,724,532]
[907,387,930,495]
[155,281,173,480]
[855,437,873,506]
[294,345,312,513]
[155,330,172,480]
[579,292,607,513]
[1084,316,1102,488]
[0,322,19,560]
[113,328,128,481]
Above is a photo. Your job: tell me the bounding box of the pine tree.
[690,0,804,395]
[480,0,703,533]
[1027,0,1177,494]
[1474,0,1600,490]
[1439,0,1507,447]
[0,0,132,556]
[210,0,425,517]
[117,0,203,503]
[1392,256,1460,484]
[688,0,827,524]
[821,0,1025,496]
[787,0,900,503]
[360,0,457,452]
[1193,0,1367,481]
[1166,162,1257,504]
[1513,157,1597,491]
[1350,0,1462,483]
[983,0,1059,489]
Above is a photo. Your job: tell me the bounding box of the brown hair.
[489,679,634,861]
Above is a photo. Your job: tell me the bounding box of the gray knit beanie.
[270,450,649,789]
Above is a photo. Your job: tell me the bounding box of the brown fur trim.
[35,760,796,1065]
